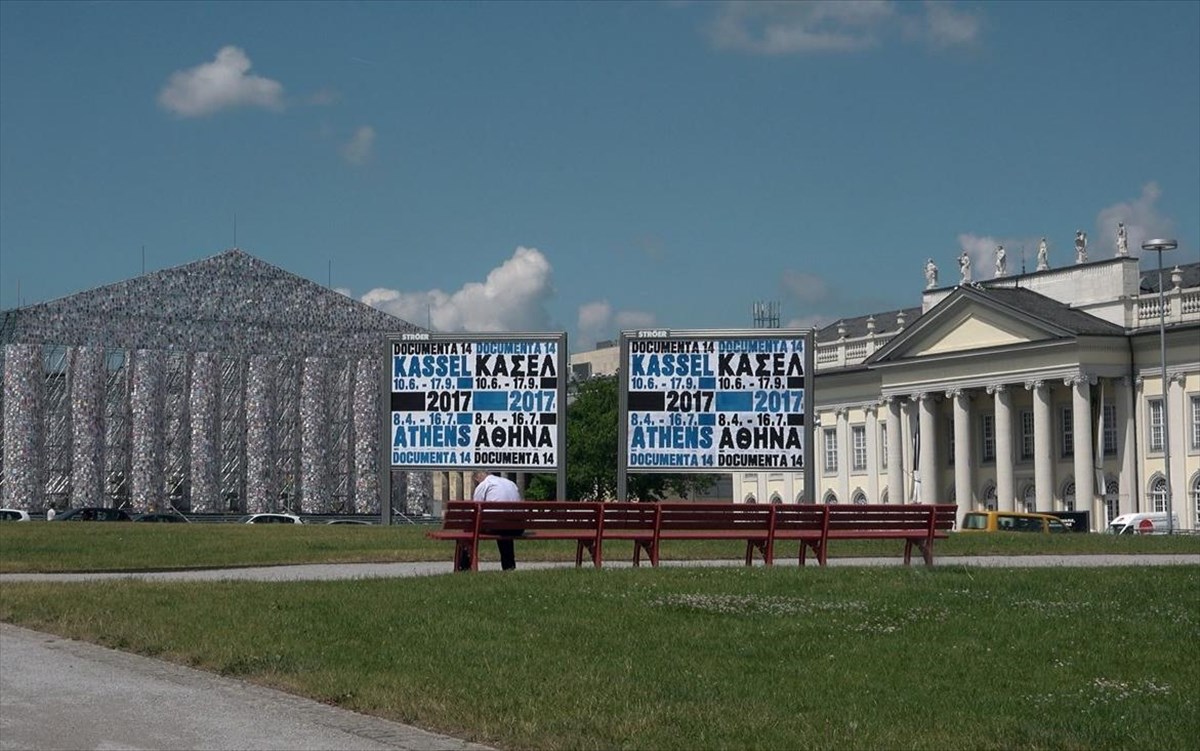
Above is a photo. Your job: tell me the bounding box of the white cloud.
[710,0,894,55]
[1096,182,1174,259]
[786,314,834,330]
[158,46,284,118]
[340,126,376,165]
[707,0,978,55]
[576,300,656,349]
[921,0,981,48]
[362,246,554,332]
[781,270,829,304]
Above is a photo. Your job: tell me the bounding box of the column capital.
[944,388,967,400]
[862,403,878,416]
[1064,372,1096,388]
[912,392,934,403]
[1024,379,1044,391]
[986,383,1007,396]
[1135,375,1144,388]
[1118,375,1133,388]
[834,406,849,418]
[1168,372,1186,386]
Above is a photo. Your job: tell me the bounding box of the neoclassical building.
[0,249,430,516]
[736,255,1200,532]
[568,253,1199,532]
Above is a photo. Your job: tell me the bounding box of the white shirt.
[472,474,521,502]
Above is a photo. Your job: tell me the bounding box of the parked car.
[960,511,1070,533]
[53,507,133,522]
[325,519,374,525]
[133,512,190,523]
[0,508,31,522]
[1106,512,1180,535]
[239,513,303,524]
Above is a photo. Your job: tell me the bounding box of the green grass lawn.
[2,522,1198,573]
[2,565,1198,750]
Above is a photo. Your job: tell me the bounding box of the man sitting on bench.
[458,470,523,571]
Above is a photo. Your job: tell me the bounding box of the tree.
[526,376,717,501]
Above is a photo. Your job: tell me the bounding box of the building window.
[823,490,838,505]
[769,492,782,504]
[1062,481,1076,512]
[1192,475,1200,526]
[744,494,757,504]
[823,428,838,474]
[1022,485,1037,513]
[947,417,955,466]
[980,415,995,462]
[1060,407,1074,458]
[852,489,867,504]
[1020,411,1035,461]
[1104,479,1119,525]
[880,424,888,470]
[982,483,997,511]
[1150,476,1167,513]
[1103,404,1118,456]
[1191,396,1200,451]
[851,426,867,471]
[1149,399,1165,452]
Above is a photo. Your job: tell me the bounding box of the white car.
[0,508,31,522]
[238,513,303,524]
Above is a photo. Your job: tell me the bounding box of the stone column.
[885,396,903,505]
[1118,376,1136,520]
[352,357,379,513]
[901,397,918,502]
[70,346,106,509]
[1027,380,1053,511]
[864,403,879,503]
[836,407,850,502]
[949,389,972,522]
[449,471,463,501]
[189,352,219,512]
[1168,373,1188,529]
[300,356,328,513]
[989,384,1015,513]
[245,355,275,513]
[130,349,165,513]
[3,344,44,510]
[1068,374,1095,527]
[917,393,938,503]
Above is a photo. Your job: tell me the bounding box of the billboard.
[386,332,566,471]
[618,329,814,488]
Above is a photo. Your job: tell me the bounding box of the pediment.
[869,288,1078,364]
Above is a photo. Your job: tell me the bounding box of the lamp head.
[1141,239,1178,253]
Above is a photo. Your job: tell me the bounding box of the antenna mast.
[752,300,780,329]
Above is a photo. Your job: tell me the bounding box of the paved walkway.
[3,554,1197,750]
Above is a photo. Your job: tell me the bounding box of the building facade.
[570,255,1200,532]
[0,249,431,516]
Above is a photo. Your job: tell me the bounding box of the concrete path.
[2,554,1196,750]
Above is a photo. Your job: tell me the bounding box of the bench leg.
[903,540,913,566]
[454,541,470,572]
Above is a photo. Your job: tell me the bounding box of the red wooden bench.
[427,501,602,571]
[428,501,958,571]
[816,504,957,566]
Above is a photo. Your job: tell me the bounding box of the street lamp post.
[1142,238,1178,534]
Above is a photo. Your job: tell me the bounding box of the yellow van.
[960,511,1070,533]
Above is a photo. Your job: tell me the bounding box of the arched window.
[1021,485,1036,513]
[823,490,838,505]
[795,489,806,503]
[1061,480,1076,512]
[879,487,889,504]
[1149,475,1167,513]
[1191,473,1200,527]
[982,482,997,511]
[851,489,867,505]
[1104,478,1120,525]
[769,492,783,505]
[744,494,757,505]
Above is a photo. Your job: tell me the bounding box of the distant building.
[0,249,430,516]
[571,257,1200,532]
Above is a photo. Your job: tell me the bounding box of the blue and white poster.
[620,329,813,473]
[388,332,566,471]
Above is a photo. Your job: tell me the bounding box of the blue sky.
[2,1,1197,350]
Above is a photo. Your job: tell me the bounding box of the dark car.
[54,507,133,522]
[133,512,190,523]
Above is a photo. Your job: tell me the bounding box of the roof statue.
[1036,237,1050,271]
[1075,230,1088,264]
[924,258,938,289]
[1117,222,1128,256]
[994,245,1007,278]
[958,251,972,284]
